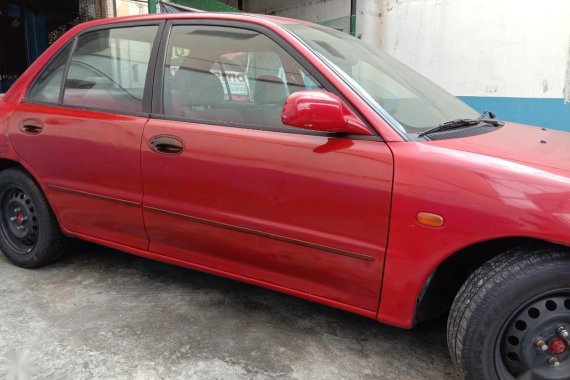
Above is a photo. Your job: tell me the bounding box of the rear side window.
[63,25,158,113]
[27,43,73,104]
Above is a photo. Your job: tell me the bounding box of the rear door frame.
[11,20,166,249]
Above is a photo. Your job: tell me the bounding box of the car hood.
[425,122,570,173]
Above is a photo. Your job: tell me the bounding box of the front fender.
[378,141,570,328]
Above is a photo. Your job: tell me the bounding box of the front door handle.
[19,119,44,135]
[149,135,184,155]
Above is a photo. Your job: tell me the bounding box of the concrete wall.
[355,0,570,130]
[244,0,350,24]
[116,0,148,17]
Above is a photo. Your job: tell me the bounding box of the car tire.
[447,247,570,380]
[0,168,66,268]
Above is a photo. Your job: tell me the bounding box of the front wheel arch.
[413,237,568,324]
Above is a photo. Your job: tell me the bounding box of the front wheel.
[448,248,570,380]
[0,168,66,268]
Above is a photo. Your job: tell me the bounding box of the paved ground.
[0,242,459,380]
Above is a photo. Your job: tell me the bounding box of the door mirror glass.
[281,90,372,135]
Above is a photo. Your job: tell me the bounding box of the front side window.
[63,25,158,113]
[163,25,323,128]
[285,24,480,136]
[27,43,74,104]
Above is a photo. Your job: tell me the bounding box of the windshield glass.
[285,24,480,136]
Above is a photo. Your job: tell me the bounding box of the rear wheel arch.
[0,159,48,198]
[0,158,20,173]
[413,237,568,325]
[0,159,65,234]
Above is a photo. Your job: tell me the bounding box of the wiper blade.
[418,116,504,138]
[418,119,480,137]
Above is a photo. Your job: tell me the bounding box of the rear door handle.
[19,119,44,135]
[149,135,184,155]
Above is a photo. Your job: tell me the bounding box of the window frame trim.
[152,19,381,141]
[24,38,76,106]
[23,20,165,118]
[58,37,78,105]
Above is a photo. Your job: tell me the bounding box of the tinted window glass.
[27,43,73,104]
[63,25,158,113]
[163,25,323,128]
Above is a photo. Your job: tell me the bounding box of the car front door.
[141,22,393,312]
[8,23,161,249]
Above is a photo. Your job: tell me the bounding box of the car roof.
[79,12,314,29]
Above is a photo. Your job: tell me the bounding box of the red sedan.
[0,13,568,380]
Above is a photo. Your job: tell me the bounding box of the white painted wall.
[355,0,570,100]
[116,0,148,17]
[244,0,350,25]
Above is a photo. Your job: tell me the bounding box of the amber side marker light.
[416,212,445,227]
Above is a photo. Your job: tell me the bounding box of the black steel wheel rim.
[0,186,39,254]
[495,290,570,380]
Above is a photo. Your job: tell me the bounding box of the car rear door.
[8,22,162,249]
[141,21,394,312]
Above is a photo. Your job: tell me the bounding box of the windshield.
[285,24,480,136]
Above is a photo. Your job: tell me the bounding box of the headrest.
[174,66,224,107]
[254,75,288,105]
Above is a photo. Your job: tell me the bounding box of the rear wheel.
[447,248,570,380]
[0,168,66,268]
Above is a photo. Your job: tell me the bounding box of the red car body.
[2,13,570,331]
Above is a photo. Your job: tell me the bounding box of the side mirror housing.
[281,91,373,135]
